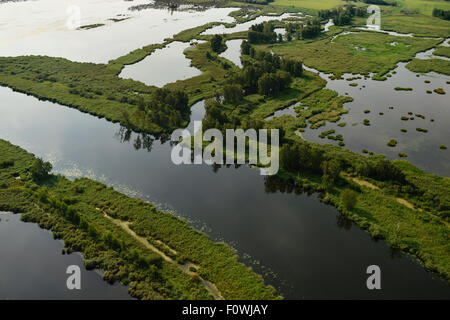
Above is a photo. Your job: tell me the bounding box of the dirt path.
[345,175,422,211]
[103,212,224,300]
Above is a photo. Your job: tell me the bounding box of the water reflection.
[0,79,449,299]
[119,41,202,87]
[0,212,131,299]
[301,61,450,176]
[0,0,236,63]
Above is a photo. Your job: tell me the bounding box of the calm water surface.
[219,39,243,68]
[0,87,448,299]
[0,1,449,299]
[119,41,202,87]
[0,212,131,299]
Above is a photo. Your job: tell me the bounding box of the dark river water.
[0,86,448,299]
[0,212,131,299]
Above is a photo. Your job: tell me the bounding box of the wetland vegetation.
[0,139,279,300]
[1,0,449,299]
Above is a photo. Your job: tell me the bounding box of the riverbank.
[0,139,280,300]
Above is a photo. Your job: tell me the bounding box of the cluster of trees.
[134,88,189,129]
[257,71,292,95]
[213,44,304,98]
[30,158,52,182]
[280,140,406,186]
[241,41,303,76]
[247,22,277,44]
[210,35,223,53]
[318,5,367,26]
[433,8,450,20]
[297,18,322,39]
[223,84,244,105]
[231,63,292,96]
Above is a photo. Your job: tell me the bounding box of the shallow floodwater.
[201,13,297,35]
[219,39,243,68]
[0,0,236,63]
[300,62,450,176]
[0,212,131,299]
[213,32,450,175]
[265,102,299,120]
[0,86,448,299]
[119,41,202,87]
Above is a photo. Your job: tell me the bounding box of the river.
[0,87,448,299]
[0,0,449,299]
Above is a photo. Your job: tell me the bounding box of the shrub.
[30,158,52,182]
[387,139,397,147]
[0,160,14,168]
[341,189,358,211]
[210,35,223,53]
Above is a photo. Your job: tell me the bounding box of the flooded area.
[0,0,449,300]
[301,62,450,176]
[201,13,298,35]
[119,41,202,87]
[0,86,449,299]
[0,0,236,63]
[219,39,243,68]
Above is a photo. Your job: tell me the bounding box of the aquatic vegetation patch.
[387,139,398,147]
[263,31,440,79]
[406,58,450,76]
[433,88,446,95]
[319,129,335,139]
[0,140,280,300]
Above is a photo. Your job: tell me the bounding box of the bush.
[223,84,243,105]
[387,139,397,147]
[0,160,14,168]
[341,189,358,211]
[30,158,52,182]
[210,35,223,53]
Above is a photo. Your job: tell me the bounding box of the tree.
[210,35,223,53]
[341,189,358,211]
[321,159,341,191]
[241,40,251,55]
[223,84,243,105]
[30,158,52,182]
[321,159,341,183]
